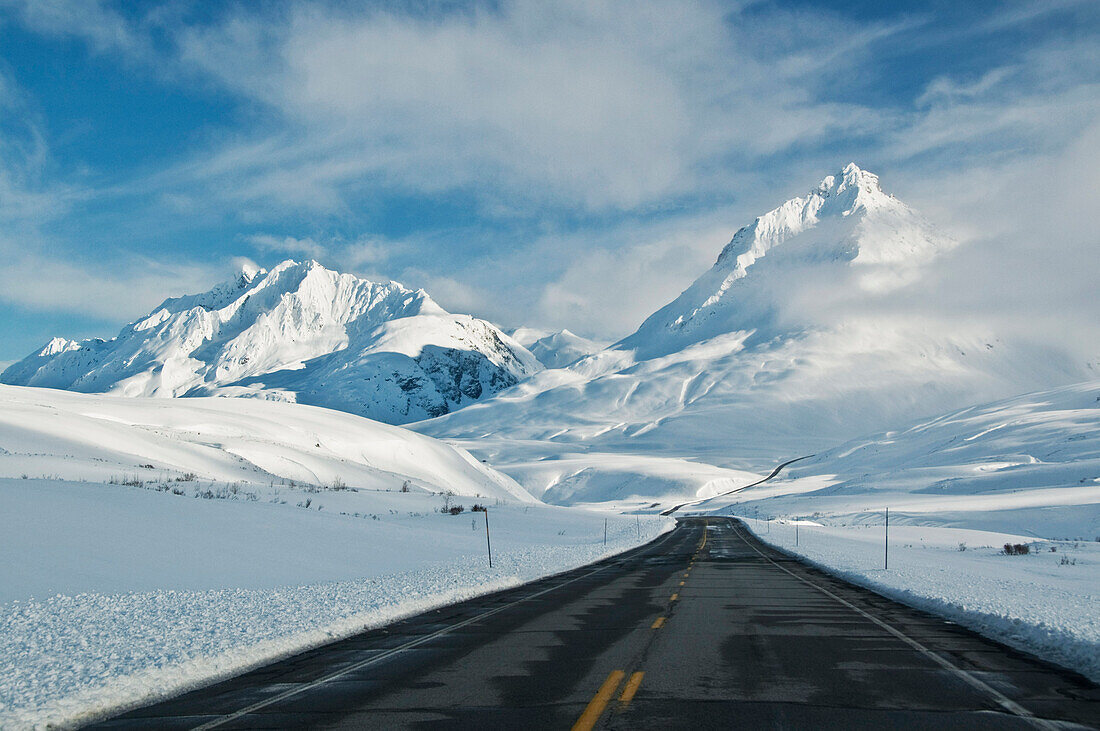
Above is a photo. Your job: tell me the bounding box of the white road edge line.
[728,519,1059,731]
[190,527,682,730]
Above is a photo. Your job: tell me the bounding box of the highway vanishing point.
[95,517,1100,730]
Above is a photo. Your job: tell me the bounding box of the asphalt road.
[94,518,1099,730]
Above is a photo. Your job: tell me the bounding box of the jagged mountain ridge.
[2,260,542,424]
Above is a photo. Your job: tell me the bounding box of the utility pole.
[796,522,799,547]
[884,507,889,571]
[636,515,640,539]
[484,508,493,569]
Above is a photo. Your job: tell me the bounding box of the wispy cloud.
[0,0,1096,353]
[243,233,326,259]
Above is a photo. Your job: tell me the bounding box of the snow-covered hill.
[619,163,952,358]
[1,260,541,424]
[705,378,1100,534]
[509,328,609,369]
[418,165,1097,495]
[0,384,533,502]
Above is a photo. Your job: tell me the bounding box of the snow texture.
[0,385,671,727]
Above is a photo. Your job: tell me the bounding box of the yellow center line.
[679,580,685,586]
[698,518,708,551]
[671,593,679,601]
[651,616,666,629]
[572,670,625,731]
[619,671,645,707]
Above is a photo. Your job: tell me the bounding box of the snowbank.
[0,480,669,728]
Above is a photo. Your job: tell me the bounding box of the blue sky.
[0,0,1098,365]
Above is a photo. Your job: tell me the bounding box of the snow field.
[0,478,671,728]
[0,385,673,727]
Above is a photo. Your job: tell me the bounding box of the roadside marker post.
[796,522,799,547]
[884,507,889,571]
[604,518,608,545]
[484,508,493,569]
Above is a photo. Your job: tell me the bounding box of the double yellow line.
[572,519,708,730]
[571,670,645,731]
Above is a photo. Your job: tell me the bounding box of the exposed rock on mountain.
[2,260,541,424]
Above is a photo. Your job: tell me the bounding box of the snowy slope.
[0,384,672,726]
[0,384,533,502]
[510,328,610,369]
[2,260,541,424]
[619,163,951,358]
[418,165,1097,499]
[709,378,1100,535]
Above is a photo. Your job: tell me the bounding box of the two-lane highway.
[96,518,1099,729]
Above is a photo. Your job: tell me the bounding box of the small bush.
[446,505,465,515]
[1003,543,1030,555]
[957,542,966,552]
[1060,555,1076,566]
[471,504,486,512]
[400,480,411,493]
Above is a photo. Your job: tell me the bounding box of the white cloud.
[102,0,901,214]
[0,0,1096,354]
[0,239,224,321]
[243,233,326,259]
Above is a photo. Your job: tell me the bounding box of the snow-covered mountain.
[619,163,952,358]
[509,328,609,369]
[1,260,541,424]
[418,164,1097,492]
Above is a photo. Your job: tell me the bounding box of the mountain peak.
[2,260,541,422]
[619,163,949,359]
[813,162,891,214]
[238,261,265,285]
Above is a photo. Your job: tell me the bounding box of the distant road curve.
[660,453,815,516]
